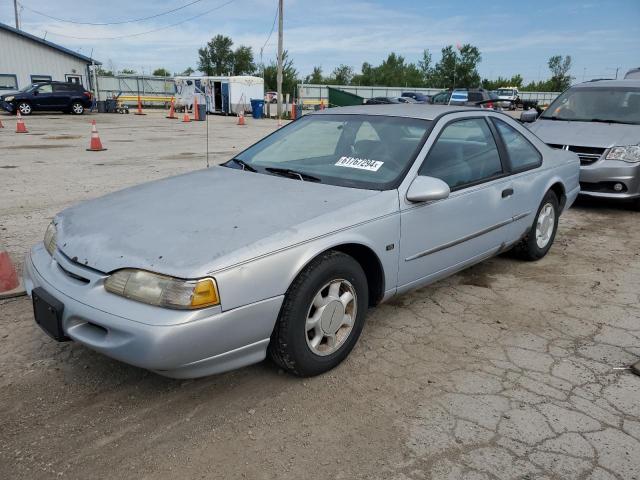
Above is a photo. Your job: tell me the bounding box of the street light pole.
[276,0,283,122]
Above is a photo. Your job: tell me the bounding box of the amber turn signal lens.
[190,278,220,308]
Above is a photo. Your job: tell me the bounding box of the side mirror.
[33,90,39,95]
[406,176,450,203]
[520,109,537,123]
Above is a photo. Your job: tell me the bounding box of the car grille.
[547,144,606,166]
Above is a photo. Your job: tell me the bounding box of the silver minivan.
[522,79,640,209]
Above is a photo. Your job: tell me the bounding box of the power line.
[18,0,206,26]
[260,1,278,55]
[40,0,236,40]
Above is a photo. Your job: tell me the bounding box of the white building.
[0,22,98,93]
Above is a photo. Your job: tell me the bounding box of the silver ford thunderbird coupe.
[25,105,580,378]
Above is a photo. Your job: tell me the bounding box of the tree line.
[97,35,574,94]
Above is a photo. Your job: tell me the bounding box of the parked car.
[496,87,520,110]
[25,105,579,379]
[449,88,498,109]
[394,96,418,104]
[522,79,640,208]
[365,97,415,105]
[430,89,452,105]
[402,92,431,103]
[0,81,92,115]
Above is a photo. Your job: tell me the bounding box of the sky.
[1,0,639,83]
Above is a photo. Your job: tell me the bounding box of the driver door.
[33,84,55,108]
[398,117,514,290]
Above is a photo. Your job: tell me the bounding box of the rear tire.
[268,251,369,377]
[515,191,559,261]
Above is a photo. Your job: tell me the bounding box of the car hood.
[528,118,640,148]
[55,167,389,278]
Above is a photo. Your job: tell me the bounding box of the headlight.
[104,269,220,309]
[44,222,57,256]
[4,96,14,102]
[606,145,640,163]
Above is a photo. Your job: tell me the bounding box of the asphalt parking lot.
[1,110,639,480]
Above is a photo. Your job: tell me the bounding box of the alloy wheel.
[18,103,31,115]
[535,203,556,249]
[305,279,357,356]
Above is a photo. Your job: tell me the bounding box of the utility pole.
[276,0,283,121]
[13,0,20,29]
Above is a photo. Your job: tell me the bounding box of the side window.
[354,121,380,142]
[53,84,73,92]
[493,119,542,171]
[419,118,503,189]
[37,84,53,94]
[468,92,482,102]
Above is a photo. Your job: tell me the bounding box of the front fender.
[213,212,401,312]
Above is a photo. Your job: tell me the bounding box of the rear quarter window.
[493,119,542,172]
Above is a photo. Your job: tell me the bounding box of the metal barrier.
[96,75,176,105]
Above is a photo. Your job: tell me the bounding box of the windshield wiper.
[265,167,321,182]
[226,158,257,172]
[587,118,638,125]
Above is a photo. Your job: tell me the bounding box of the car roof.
[573,79,640,88]
[312,104,479,120]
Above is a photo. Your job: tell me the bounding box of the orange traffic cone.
[237,112,246,126]
[16,111,28,133]
[134,95,146,115]
[182,109,191,123]
[0,245,25,299]
[193,96,200,121]
[166,97,177,119]
[86,120,107,151]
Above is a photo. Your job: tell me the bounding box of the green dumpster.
[327,87,364,107]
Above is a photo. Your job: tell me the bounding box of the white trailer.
[173,75,264,115]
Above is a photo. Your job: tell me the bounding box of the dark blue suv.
[0,81,93,115]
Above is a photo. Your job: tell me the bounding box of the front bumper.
[0,100,14,113]
[579,158,640,201]
[24,244,283,378]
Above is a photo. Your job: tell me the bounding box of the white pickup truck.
[496,87,520,110]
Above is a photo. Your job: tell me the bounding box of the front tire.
[71,102,85,115]
[516,191,559,261]
[268,251,369,377]
[16,102,32,115]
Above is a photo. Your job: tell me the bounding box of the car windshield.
[497,89,514,96]
[540,86,640,124]
[230,114,432,190]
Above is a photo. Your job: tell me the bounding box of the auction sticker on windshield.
[335,156,384,172]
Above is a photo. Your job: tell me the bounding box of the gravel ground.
[1,110,639,480]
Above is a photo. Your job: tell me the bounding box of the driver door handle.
[502,188,514,198]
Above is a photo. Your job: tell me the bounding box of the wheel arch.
[293,242,386,307]
[547,180,567,211]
